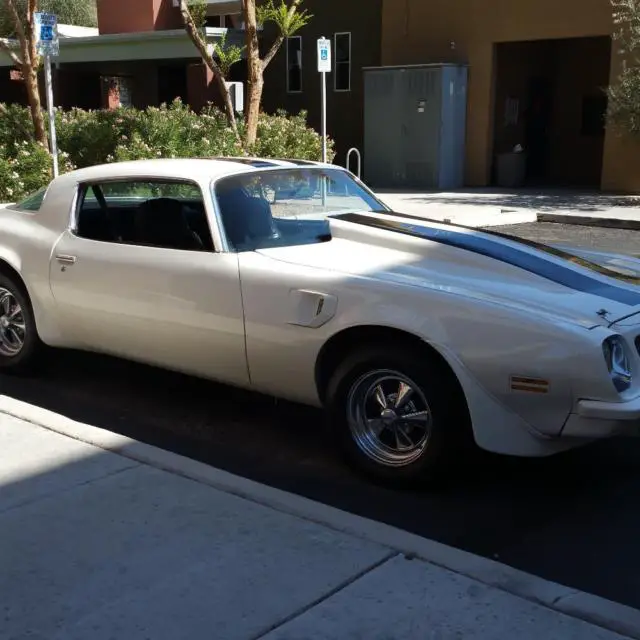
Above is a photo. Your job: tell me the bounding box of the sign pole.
[35,12,59,178]
[317,37,332,205]
[316,36,332,164]
[321,70,327,163]
[43,53,58,178]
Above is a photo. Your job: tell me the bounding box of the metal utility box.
[363,64,468,190]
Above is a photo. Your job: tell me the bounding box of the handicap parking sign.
[41,25,54,41]
[317,37,332,73]
[35,13,59,57]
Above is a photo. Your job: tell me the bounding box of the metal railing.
[346,147,362,179]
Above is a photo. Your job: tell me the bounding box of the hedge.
[0,99,336,202]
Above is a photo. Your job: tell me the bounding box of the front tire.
[326,346,471,487]
[0,273,43,373]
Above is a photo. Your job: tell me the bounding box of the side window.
[74,179,215,251]
[334,32,351,92]
[9,186,48,212]
[286,36,303,93]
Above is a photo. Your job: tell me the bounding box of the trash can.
[496,152,526,188]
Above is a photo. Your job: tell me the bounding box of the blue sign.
[40,25,54,41]
[317,37,331,73]
[35,13,59,57]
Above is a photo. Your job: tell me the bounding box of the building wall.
[382,0,640,192]
[97,0,182,34]
[261,0,382,167]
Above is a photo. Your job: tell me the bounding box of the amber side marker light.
[510,375,550,394]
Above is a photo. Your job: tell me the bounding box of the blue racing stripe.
[333,213,640,306]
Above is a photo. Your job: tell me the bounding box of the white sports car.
[1,157,639,485]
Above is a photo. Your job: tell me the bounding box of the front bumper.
[562,395,640,438]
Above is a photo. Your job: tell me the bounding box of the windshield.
[213,167,387,252]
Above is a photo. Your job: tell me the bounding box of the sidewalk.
[376,188,640,229]
[1,396,640,640]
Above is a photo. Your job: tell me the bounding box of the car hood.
[257,211,640,329]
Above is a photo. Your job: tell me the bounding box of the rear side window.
[10,186,48,212]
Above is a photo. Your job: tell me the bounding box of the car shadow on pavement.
[2,349,640,551]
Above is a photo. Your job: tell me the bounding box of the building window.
[334,32,351,92]
[205,16,225,28]
[287,36,302,93]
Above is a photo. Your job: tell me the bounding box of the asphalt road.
[2,222,640,612]
[488,221,640,257]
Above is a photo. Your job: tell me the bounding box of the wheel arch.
[0,257,39,327]
[0,257,30,297]
[315,325,467,408]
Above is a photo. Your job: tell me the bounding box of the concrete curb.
[1,393,638,639]
[537,213,640,231]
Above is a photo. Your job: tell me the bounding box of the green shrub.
[55,107,139,168]
[0,100,334,200]
[250,109,334,161]
[111,100,240,162]
[0,140,74,202]
[0,103,33,148]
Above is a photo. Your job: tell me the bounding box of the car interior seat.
[135,198,204,251]
[216,189,279,250]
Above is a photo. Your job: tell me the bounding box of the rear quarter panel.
[0,180,75,344]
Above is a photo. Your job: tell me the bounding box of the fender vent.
[287,290,338,328]
[636,335,640,357]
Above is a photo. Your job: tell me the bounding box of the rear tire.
[325,346,472,487]
[0,273,43,374]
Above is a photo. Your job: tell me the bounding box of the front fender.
[322,278,587,438]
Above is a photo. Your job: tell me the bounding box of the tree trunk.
[212,73,240,137]
[179,0,240,140]
[1,0,48,148]
[243,0,262,147]
[25,66,47,148]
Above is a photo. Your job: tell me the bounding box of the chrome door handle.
[56,254,77,265]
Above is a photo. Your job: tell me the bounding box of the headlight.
[602,335,633,392]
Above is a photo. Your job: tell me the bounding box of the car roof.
[52,157,340,188]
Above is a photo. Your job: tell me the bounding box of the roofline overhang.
[0,27,244,67]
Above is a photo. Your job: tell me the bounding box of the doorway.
[524,76,553,183]
[158,65,188,105]
[493,36,611,188]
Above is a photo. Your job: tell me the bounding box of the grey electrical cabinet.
[363,64,468,190]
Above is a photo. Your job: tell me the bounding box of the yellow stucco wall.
[382,0,640,191]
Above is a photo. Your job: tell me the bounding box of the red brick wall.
[97,0,181,34]
[153,0,183,30]
[186,63,230,113]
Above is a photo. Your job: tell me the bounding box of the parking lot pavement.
[488,222,640,257]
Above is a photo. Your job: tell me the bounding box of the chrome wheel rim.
[0,288,26,357]
[346,369,432,468]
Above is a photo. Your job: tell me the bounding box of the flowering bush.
[55,107,139,169]
[0,100,334,201]
[251,110,331,160]
[0,141,74,202]
[110,101,240,162]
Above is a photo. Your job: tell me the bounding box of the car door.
[48,178,249,388]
